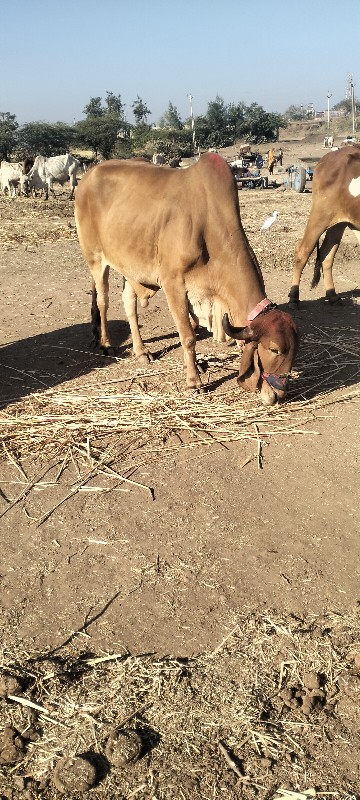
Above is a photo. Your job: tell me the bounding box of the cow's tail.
[310,241,322,288]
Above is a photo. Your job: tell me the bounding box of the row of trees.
[1,92,286,162]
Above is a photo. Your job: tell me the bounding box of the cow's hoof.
[186,384,204,395]
[137,352,154,365]
[325,290,341,304]
[196,359,207,374]
[288,286,300,306]
[102,346,115,357]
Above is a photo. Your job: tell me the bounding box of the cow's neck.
[206,206,266,326]
[219,246,266,327]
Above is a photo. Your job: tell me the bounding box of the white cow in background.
[0,161,29,196]
[27,153,82,199]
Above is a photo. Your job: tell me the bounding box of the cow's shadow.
[0,290,359,408]
[279,289,360,401]
[0,321,130,407]
[0,320,214,408]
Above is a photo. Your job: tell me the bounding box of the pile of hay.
[0,325,359,524]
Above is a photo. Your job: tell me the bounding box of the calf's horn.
[222,313,253,341]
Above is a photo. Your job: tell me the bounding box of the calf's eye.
[269,347,282,355]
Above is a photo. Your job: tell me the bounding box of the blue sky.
[3,0,359,125]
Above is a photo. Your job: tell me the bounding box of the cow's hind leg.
[289,216,329,304]
[312,223,346,302]
[122,279,154,364]
[90,264,111,350]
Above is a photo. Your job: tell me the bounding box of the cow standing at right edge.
[289,145,360,304]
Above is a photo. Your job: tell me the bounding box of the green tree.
[17,121,75,157]
[132,96,151,126]
[75,115,120,159]
[83,97,104,118]
[105,91,124,118]
[140,128,193,159]
[284,104,306,121]
[158,102,182,129]
[0,112,18,160]
[189,114,210,150]
[206,96,228,133]
[78,92,129,158]
[236,104,284,143]
[333,98,359,116]
[227,101,246,138]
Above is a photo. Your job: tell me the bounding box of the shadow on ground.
[0,291,359,407]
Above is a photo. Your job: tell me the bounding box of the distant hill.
[279,118,357,143]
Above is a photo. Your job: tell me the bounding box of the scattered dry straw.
[0,324,359,522]
[0,610,359,799]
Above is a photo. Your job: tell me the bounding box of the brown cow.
[289,145,360,304]
[75,153,298,406]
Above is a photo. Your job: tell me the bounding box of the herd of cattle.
[0,153,82,199]
[1,145,359,405]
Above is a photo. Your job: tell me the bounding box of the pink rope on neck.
[246,298,273,324]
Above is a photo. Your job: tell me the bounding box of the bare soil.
[0,134,359,799]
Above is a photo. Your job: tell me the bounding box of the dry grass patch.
[0,610,359,799]
[0,324,359,525]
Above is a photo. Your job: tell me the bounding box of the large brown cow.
[289,145,360,304]
[75,153,298,406]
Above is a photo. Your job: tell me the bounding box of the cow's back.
[313,144,360,194]
[75,158,203,278]
[75,154,241,259]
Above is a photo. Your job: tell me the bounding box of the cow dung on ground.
[52,756,97,794]
[104,728,142,766]
[0,727,26,765]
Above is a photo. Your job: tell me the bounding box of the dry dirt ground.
[0,136,359,799]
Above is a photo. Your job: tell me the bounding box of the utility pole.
[187,94,200,158]
[350,79,356,135]
[327,91,332,129]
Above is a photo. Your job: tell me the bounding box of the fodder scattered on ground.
[0,610,359,799]
[0,325,359,525]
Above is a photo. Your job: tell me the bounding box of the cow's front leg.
[162,276,201,390]
[69,168,78,200]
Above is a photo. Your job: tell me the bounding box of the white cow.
[0,161,29,196]
[27,153,82,199]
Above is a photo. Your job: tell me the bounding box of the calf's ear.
[238,342,260,388]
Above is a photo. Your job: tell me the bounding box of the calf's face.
[223,310,299,406]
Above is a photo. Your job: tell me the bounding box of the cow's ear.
[238,341,260,383]
[222,314,255,342]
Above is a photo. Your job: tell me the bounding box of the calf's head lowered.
[223,305,299,406]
